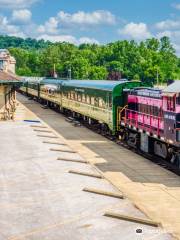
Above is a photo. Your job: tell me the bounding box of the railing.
[117,105,127,130]
[121,109,164,136]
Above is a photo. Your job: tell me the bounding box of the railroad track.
[66,117,180,176]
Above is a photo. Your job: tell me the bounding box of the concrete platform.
[0,100,172,239]
[16,93,180,239]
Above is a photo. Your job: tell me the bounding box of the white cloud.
[155,19,180,30]
[34,10,115,44]
[156,30,173,39]
[0,15,25,37]
[78,37,99,45]
[12,9,32,24]
[172,3,180,10]
[37,34,77,43]
[0,10,103,45]
[118,22,152,40]
[37,10,116,35]
[37,17,59,34]
[155,17,180,56]
[156,30,180,55]
[57,10,116,26]
[0,0,38,9]
[37,34,99,45]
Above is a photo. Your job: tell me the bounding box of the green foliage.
[0,35,51,49]
[3,35,180,83]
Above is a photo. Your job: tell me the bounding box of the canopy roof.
[0,71,21,84]
[163,81,180,93]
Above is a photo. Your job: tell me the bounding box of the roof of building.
[0,71,21,84]
[62,79,129,91]
[163,81,180,94]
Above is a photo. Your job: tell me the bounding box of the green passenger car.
[61,80,142,133]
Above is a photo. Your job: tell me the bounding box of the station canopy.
[0,71,21,85]
[162,80,180,96]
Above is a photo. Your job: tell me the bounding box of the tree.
[4,35,179,84]
[88,66,108,80]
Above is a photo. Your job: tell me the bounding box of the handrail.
[117,105,128,130]
[124,108,163,135]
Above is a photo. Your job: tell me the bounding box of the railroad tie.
[50,148,76,153]
[104,212,160,227]
[30,125,47,128]
[34,129,53,133]
[69,170,103,179]
[83,187,124,199]
[57,157,88,164]
[43,141,67,146]
[37,135,58,139]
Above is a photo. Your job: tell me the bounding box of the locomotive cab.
[162,81,180,146]
[176,94,180,142]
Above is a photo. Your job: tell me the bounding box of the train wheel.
[170,152,180,169]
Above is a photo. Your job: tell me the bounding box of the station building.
[0,49,21,120]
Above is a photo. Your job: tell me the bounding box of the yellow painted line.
[50,148,76,153]
[83,187,124,199]
[34,129,53,133]
[104,212,160,227]
[37,135,58,139]
[57,157,88,164]
[43,141,67,146]
[30,125,47,128]
[69,170,103,179]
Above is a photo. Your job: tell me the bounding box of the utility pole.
[53,64,57,78]
[156,69,159,86]
[68,67,72,80]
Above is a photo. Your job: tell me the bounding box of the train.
[19,78,180,169]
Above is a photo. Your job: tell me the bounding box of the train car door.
[106,92,112,125]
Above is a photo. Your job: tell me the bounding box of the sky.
[0,0,180,55]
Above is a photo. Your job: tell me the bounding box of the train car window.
[91,97,95,105]
[128,102,136,111]
[137,103,140,112]
[155,107,159,116]
[94,97,99,107]
[99,98,104,108]
[147,105,149,115]
[176,96,180,105]
[74,92,77,100]
[167,97,175,111]
[176,113,180,122]
[109,94,112,108]
[78,94,82,102]
[86,95,90,104]
[70,91,74,100]
[82,94,86,103]
[146,105,149,115]
[150,105,153,115]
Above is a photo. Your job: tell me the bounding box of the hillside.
[0,35,179,83]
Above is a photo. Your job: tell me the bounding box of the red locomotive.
[120,81,180,168]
